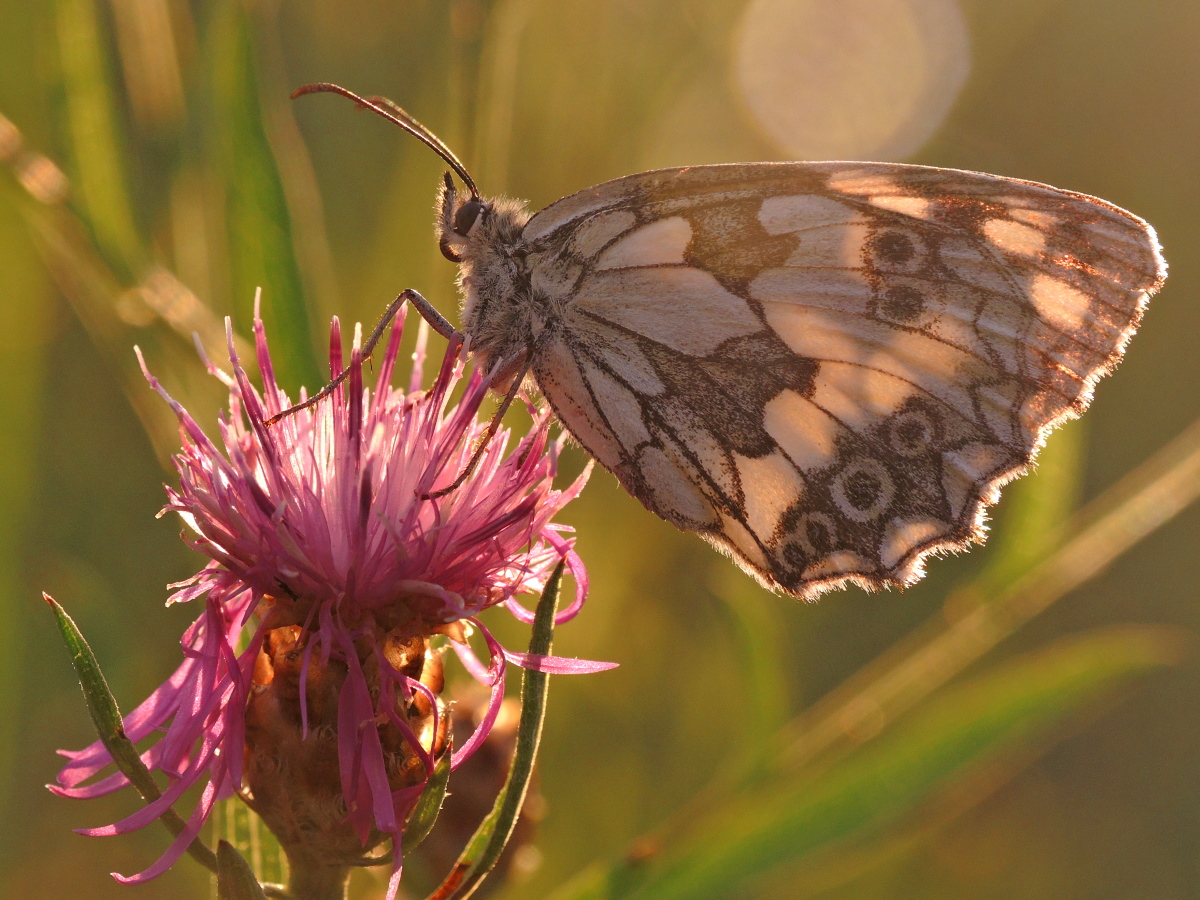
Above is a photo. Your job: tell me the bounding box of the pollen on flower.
[51,302,607,897]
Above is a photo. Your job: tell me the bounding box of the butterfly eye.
[453,199,485,237]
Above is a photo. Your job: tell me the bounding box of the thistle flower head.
[53,304,605,895]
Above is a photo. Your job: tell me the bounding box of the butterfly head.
[437,172,488,263]
[435,172,536,370]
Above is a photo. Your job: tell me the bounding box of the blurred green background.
[2,0,1200,898]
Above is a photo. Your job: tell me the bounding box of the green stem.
[425,560,564,900]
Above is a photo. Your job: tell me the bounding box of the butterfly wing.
[521,162,1165,598]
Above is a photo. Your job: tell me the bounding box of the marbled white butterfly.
[280,83,1166,600]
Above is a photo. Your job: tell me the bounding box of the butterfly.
[281,84,1166,600]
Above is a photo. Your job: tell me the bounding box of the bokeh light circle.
[734,0,970,160]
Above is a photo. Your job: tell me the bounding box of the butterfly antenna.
[291,82,479,198]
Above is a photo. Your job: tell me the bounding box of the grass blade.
[711,564,790,780]
[1,111,248,464]
[425,560,565,900]
[55,0,144,276]
[46,593,218,873]
[777,413,1200,774]
[553,625,1183,900]
[0,169,55,819]
[976,419,1083,592]
[213,796,290,894]
[207,0,320,392]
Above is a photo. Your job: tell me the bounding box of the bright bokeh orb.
[734,0,970,160]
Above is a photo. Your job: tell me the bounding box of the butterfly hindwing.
[522,162,1165,598]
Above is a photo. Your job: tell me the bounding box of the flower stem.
[286,860,350,900]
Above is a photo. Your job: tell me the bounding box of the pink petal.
[503,649,619,675]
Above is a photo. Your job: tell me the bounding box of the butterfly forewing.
[520,162,1164,598]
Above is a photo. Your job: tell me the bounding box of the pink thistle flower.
[52,303,611,897]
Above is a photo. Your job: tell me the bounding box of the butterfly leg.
[405,288,462,342]
[266,289,452,425]
[423,349,532,500]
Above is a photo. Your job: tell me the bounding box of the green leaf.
[212,796,290,891]
[976,418,1084,592]
[711,565,790,780]
[46,594,218,873]
[0,176,54,820]
[55,0,144,277]
[425,560,565,900]
[550,625,1182,900]
[207,0,320,392]
[402,742,454,853]
[217,840,270,900]
[773,417,1200,780]
[47,593,125,750]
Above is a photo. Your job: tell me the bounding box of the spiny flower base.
[243,616,449,894]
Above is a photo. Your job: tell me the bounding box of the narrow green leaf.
[46,594,218,873]
[402,742,454,853]
[55,0,144,276]
[637,626,1180,900]
[712,565,789,778]
[775,415,1200,777]
[0,178,53,819]
[217,840,269,900]
[207,0,320,391]
[213,795,290,891]
[977,418,1084,591]
[47,593,125,750]
[548,857,655,900]
[551,626,1182,900]
[425,560,564,900]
